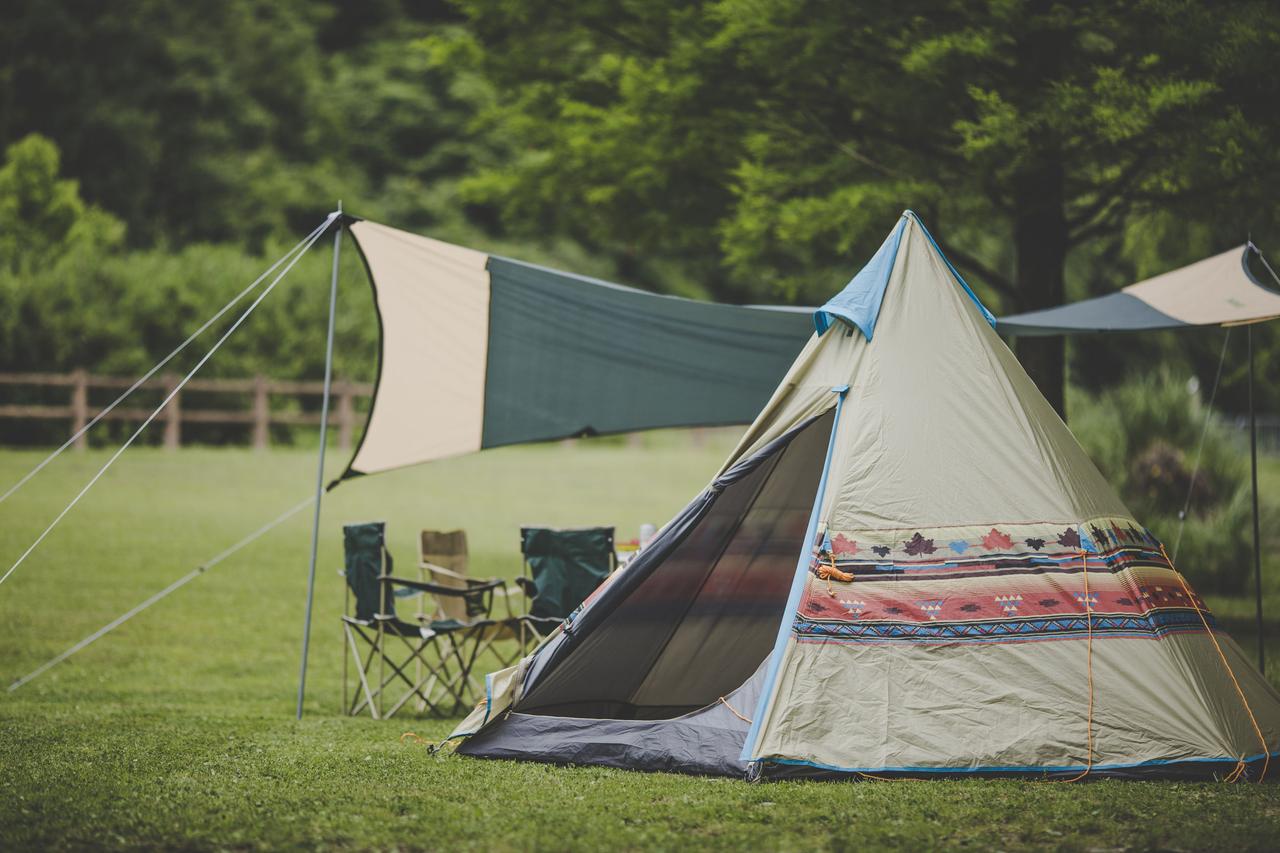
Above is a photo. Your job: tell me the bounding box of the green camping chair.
[515,526,616,642]
[340,522,504,718]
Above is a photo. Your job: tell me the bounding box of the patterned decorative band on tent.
[793,610,1215,644]
[796,518,1218,645]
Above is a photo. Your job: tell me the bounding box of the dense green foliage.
[3,1,448,245]
[0,4,1277,471]
[2,445,1279,849]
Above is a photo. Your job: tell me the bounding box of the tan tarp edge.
[1126,244,1280,326]
[346,221,490,474]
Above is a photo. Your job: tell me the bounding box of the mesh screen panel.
[519,411,832,719]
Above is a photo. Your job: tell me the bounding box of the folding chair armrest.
[419,561,468,581]
[382,575,462,596]
[467,577,508,593]
[382,575,505,597]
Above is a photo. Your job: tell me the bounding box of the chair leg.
[382,645,438,717]
[461,627,513,696]
[431,634,474,714]
[347,624,386,718]
[441,630,484,712]
[380,634,462,717]
[344,623,381,720]
[377,621,386,719]
[345,622,510,720]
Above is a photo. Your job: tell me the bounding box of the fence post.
[252,375,270,450]
[336,381,355,451]
[70,369,88,451]
[162,374,181,450]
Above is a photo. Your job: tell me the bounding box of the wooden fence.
[0,371,372,450]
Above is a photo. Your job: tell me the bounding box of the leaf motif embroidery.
[903,532,936,556]
[831,533,858,557]
[948,539,969,554]
[981,528,1013,550]
[1025,537,1046,551]
[871,545,891,558]
[1058,527,1081,548]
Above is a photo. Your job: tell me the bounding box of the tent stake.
[1249,325,1265,675]
[296,210,343,719]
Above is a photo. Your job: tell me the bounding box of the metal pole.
[296,211,343,719]
[1249,325,1265,675]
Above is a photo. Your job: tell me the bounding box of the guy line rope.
[7,494,315,692]
[0,212,338,589]
[0,216,333,507]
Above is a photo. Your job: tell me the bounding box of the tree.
[0,134,124,272]
[0,1,498,248]
[448,0,1280,413]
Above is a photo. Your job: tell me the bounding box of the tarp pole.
[296,212,343,719]
[1249,324,1265,675]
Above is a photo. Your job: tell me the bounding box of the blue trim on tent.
[814,218,906,340]
[765,748,1280,776]
[907,210,997,329]
[739,385,849,763]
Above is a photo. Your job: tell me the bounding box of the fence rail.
[0,371,372,450]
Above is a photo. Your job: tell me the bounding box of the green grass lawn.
[2,439,1280,851]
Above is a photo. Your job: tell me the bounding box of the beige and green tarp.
[999,241,1280,335]
[333,219,814,483]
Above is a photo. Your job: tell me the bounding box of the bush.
[1070,372,1271,593]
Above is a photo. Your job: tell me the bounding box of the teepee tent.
[447,211,1280,780]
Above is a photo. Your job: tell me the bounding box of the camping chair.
[417,529,527,692]
[418,530,472,619]
[514,526,616,644]
[340,522,504,718]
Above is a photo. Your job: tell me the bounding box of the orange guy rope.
[1161,544,1270,783]
[1056,549,1096,783]
[717,696,752,724]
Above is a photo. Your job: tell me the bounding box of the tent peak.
[813,212,995,340]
